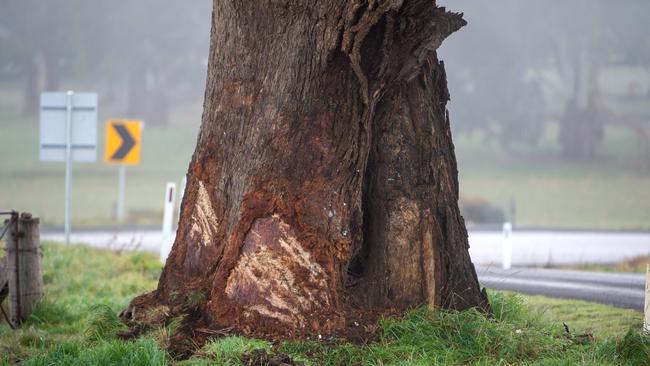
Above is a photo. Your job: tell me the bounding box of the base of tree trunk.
[122,0,489,343]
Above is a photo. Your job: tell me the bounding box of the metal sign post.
[40,91,97,244]
[117,165,126,221]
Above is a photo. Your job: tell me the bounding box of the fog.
[1,1,649,230]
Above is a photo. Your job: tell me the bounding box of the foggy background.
[0,0,648,230]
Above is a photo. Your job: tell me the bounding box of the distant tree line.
[1,0,649,158]
[0,0,211,125]
[442,0,650,159]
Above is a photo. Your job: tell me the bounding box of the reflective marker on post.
[502,222,513,270]
[160,183,176,263]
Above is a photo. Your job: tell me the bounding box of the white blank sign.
[39,92,98,162]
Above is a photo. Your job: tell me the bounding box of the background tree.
[0,0,211,123]
[0,0,78,115]
[123,0,488,338]
[441,0,650,159]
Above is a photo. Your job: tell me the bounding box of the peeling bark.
[123,0,488,339]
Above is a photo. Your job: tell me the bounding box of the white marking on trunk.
[190,181,218,246]
[247,305,295,324]
[225,215,330,325]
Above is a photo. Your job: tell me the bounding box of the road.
[40,228,649,310]
[476,265,646,311]
[42,228,165,253]
[42,228,650,265]
[468,229,649,266]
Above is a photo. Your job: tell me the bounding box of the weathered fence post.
[6,212,43,325]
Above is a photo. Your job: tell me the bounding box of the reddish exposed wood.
[123,0,488,339]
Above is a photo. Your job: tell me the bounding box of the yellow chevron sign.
[104,120,142,164]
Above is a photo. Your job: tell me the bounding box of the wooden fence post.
[6,212,42,325]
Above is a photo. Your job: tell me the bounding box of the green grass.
[524,294,644,340]
[561,256,650,274]
[270,293,647,365]
[1,243,648,365]
[0,243,163,364]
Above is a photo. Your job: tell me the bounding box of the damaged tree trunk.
[124,0,488,338]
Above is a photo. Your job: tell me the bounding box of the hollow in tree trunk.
[123,0,489,339]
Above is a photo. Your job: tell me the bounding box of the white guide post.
[502,222,513,270]
[161,182,176,263]
[64,90,74,245]
[643,264,650,334]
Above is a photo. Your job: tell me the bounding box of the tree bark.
[124,0,488,338]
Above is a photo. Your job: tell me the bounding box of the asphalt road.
[469,229,650,266]
[476,265,646,310]
[40,228,649,310]
[42,228,650,265]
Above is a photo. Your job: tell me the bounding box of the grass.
[561,256,650,274]
[0,242,162,364]
[525,294,645,339]
[1,243,648,365]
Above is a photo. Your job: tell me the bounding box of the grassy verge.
[0,242,162,364]
[560,255,650,274]
[1,243,648,365]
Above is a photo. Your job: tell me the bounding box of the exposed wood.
[124,0,488,339]
[6,213,42,325]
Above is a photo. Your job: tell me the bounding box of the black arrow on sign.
[111,124,135,160]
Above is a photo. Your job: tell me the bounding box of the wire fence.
[0,211,17,255]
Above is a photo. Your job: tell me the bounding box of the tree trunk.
[558,40,605,160]
[124,0,488,338]
[22,52,58,117]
